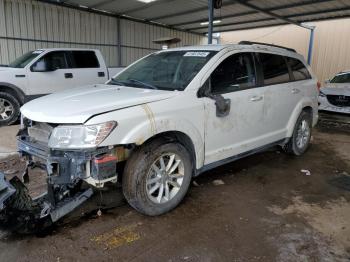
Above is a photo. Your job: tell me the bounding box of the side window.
[287,57,311,81]
[36,51,68,70]
[211,53,256,94]
[259,53,290,85]
[70,51,99,68]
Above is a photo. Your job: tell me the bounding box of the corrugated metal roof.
[45,0,350,34]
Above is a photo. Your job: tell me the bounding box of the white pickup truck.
[0,48,122,126]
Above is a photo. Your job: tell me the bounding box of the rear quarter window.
[287,57,311,81]
[259,53,290,86]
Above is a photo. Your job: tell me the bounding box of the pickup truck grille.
[326,95,350,107]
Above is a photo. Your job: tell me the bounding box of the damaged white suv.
[1,42,319,229]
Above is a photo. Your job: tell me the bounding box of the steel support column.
[307,26,315,65]
[208,0,214,44]
[117,17,122,67]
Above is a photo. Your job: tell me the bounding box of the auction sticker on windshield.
[184,52,210,57]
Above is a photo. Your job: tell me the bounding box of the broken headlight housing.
[48,121,117,149]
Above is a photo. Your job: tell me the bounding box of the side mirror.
[31,60,54,72]
[213,94,231,117]
[198,79,231,117]
[324,79,330,84]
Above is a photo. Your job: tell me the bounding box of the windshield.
[8,50,43,68]
[111,50,217,91]
[330,73,350,83]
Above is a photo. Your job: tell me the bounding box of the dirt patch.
[268,196,350,261]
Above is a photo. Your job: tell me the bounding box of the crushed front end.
[0,118,129,233]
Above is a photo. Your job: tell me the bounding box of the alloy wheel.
[296,119,310,149]
[0,98,14,121]
[146,153,185,204]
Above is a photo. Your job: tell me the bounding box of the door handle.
[65,73,73,79]
[98,72,105,77]
[292,88,300,94]
[250,96,263,102]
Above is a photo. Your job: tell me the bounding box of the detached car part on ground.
[318,71,350,114]
[0,42,319,233]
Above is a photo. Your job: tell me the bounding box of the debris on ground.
[192,181,200,187]
[300,169,311,176]
[341,171,349,176]
[212,179,225,186]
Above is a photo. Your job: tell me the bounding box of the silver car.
[319,71,350,114]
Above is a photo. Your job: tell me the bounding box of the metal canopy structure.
[43,0,350,34]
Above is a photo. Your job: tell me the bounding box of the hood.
[321,84,350,96]
[21,84,176,124]
[0,66,13,72]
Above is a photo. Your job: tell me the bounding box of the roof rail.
[238,41,296,53]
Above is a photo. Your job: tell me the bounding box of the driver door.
[203,52,267,165]
[27,51,73,95]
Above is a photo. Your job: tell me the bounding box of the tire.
[283,111,312,156]
[122,140,193,216]
[0,92,20,127]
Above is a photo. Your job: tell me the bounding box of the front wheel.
[122,140,193,216]
[283,111,312,156]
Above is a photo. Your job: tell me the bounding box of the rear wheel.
[283,111,312,156]
[0,92,20,126]
[122,140,193,216]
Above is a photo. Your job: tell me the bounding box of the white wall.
[220,18,350,83]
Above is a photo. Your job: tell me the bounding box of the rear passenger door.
[256,53,299,142]
[66,51,108,87]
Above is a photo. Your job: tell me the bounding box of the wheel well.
[142,131,197,173]
[0,85,24,104]
[302,106,313,115]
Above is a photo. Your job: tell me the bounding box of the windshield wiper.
[108,79,125,86]
[128,79,158,90]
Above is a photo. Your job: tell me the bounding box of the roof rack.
[238,41,296,53]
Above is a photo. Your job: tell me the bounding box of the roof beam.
[170,0,334,27]
[212,22,288,33]
[210,13,350,33]
[38,0,204,35]
[189,17,273,30]
[194,7,350,33]
[148,1,243,21]
[117,0,178,15]
[231,0,313,29]
[89,0,116,9]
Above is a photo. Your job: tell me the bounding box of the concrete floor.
[0,124,349,262]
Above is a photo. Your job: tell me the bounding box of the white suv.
[8,42,318,224]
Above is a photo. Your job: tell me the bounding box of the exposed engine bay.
[0,119,130,233]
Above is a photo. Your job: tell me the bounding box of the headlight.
[319,90,326,97]
[48,121,117,149]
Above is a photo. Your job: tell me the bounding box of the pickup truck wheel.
[283,111,312,156]
[0,92,20,127]
[123,141,192,216]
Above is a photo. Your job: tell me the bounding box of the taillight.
[316,81,321,91]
